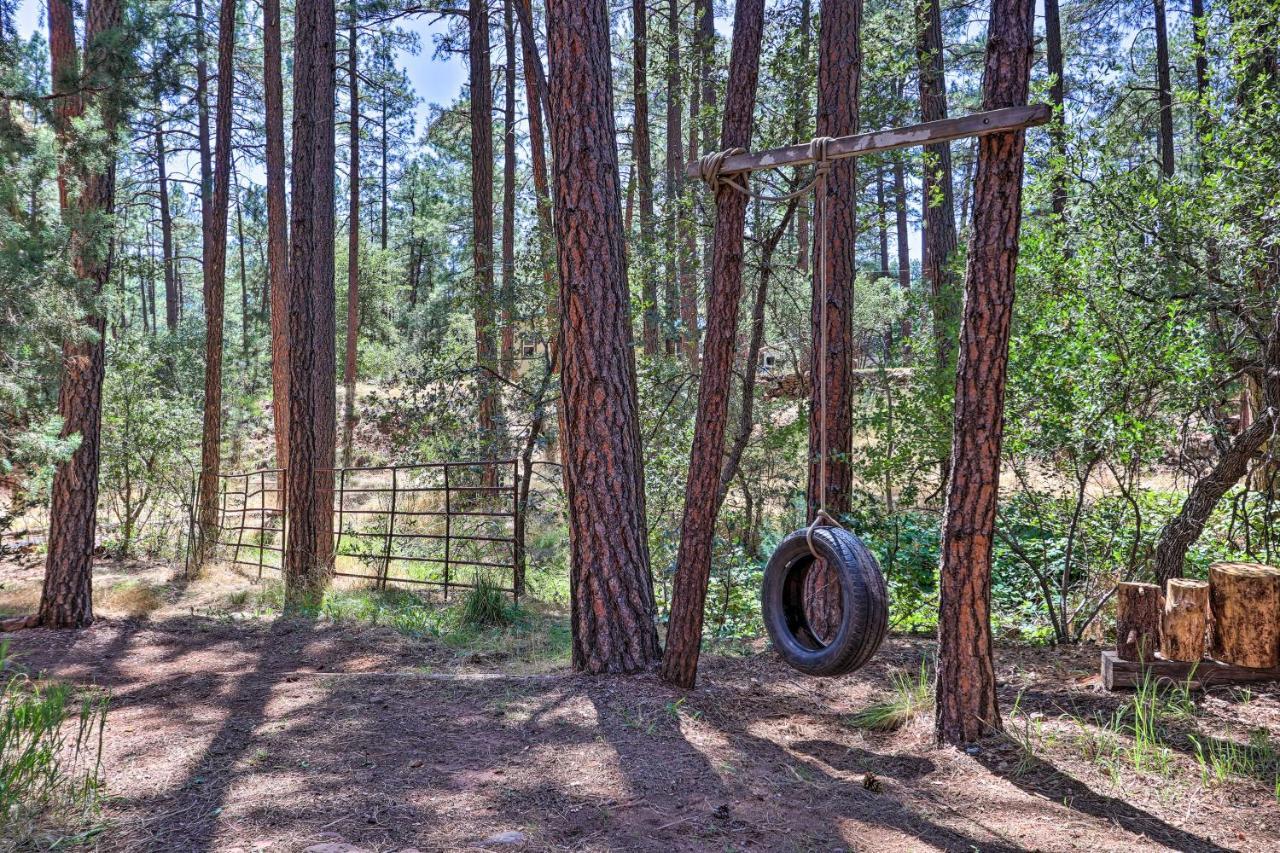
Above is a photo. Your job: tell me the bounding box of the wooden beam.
[685,104,1052,179]
[1101,650,1280,691]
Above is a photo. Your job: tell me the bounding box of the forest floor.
[2,556,1280,852]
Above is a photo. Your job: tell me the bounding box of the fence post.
[257,470,266,581]
[443,464,451,601]
[183,474,198,576]
[381,466,397,590]
[336,466,346,559]
[513,458,524,602]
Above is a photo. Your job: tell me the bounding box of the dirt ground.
[4,584,1280,853]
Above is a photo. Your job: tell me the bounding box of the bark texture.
[1210,563,1280,669]
[546,0,660,673]
[284,0,338,610]
[195,0,235,567]
[1161,579,1209,663]
[264,0,290,470]
[1116,581,1162,661]
[935,0,1034,746]
[39,0,124,629]
[661,0,766,689]
[804,0,863,641]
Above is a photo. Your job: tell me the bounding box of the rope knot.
[697,147,748,194]
[808,135,835,175]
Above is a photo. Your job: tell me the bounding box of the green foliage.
[0,642,108,850]
[457,574,512,629]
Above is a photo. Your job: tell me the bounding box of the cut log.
[1115,581,1162,661]
[1161,578,1210,662]
[1101,650,1280,691]
[1209,562,1280,669]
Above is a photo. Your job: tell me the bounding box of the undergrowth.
[0,641,108,850]
[849,657,932,732]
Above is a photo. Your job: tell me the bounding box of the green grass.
[849,657,932,732]
[0,641,108,850]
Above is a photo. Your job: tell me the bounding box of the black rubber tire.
[761,525,888,677]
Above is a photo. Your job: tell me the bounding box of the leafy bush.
[0,642,108,850]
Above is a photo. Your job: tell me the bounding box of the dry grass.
[96,581,164,618]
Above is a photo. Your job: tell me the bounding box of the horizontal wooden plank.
[1101,650,1280,691]
[685,104,1052,179]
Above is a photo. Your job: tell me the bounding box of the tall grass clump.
[0,641,108,850]
[458,575,513,629]
[849,657,932,732]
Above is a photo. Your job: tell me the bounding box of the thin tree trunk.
[662,0,766,689]
[1153,0,1175,177]
[916,0,960,383]
[39,0,123,629]
[234,168,249,369]
[1044,0,1066,216]
[935,0,1034,747]
[546,0,661,673]
[196,0,236,566]
[500,0,517,378]
[633,0,658,356]
[284,0,338,610]
[380,82,389,250]
[517,0,556,361]
[678,0,705,368]
[343,8,359,469]
[794,0,812,273]
[155,123,178,332]
[662,0,682,356]
[893,155,911,343]
[264,0,290,471]
[471,0,501,465]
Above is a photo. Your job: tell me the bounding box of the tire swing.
[741,138,888,677]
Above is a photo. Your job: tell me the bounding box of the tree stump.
[1161,579,1210,662]
[1116,582,1162,661]
[1209,562,1280,669]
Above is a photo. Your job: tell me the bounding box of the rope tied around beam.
[698,136,837,203]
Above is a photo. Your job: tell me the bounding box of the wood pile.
[1103,562,1280,690]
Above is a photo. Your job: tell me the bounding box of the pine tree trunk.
[343,10,359,469]
[546,0,661,674]
[471,0,501,466]
[662,0,682,356]
[500,0,518,379]
[39,0,123,629]
[793,0,812,274]
[916,0,960,383]
[1044,0,1066,216]
[517,0,556,363]
[935,0,1034,747]
[1153,0,1175,177]
[264,0,290,471]
[155,124,179,332]
[804,0,863,641]
[661,0,766,690]
[893,155,911,343]
[633,0,659,356]
[285,0,338,611]
[196,0,236,567]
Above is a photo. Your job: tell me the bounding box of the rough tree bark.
[1044,0,1066,216]
[284,0,337,610]
[633,0,659,356]
[935,0,1034,746]
[342,7,360,469]
[38,0,124,629]
[804,0,863,641]
[545,0,661,673]
[196,0,236,567]
[1153,0,1175,177]
[916,0,959,382]
[661,0,766,689]
[265,0,290,471]
[500,0,518,378]
[471,0,502,465]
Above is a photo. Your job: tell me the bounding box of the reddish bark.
[545,0,660,673]
[500,0,517,378]
[633,0,658,356]
[517,0,557,362]
[196,0,236,565]
[661,0,766,689]
[804,0,863,640]
[471,0,501,462]
[935,0,1034,746]
[39,0,123,629]
[264,0,290,470]
[343,10,359,469]
[284,0,338,610]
